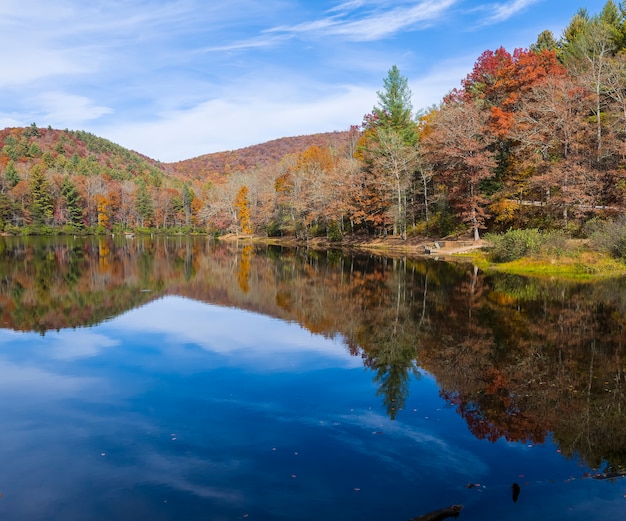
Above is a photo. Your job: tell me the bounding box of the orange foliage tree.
[234,185,252,234]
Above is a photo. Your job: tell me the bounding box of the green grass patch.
[473,249,626,280]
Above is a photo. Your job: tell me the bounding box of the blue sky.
[0,0,609,162]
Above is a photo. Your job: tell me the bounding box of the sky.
[0,0,611,162]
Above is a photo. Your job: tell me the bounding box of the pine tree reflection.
[0,236,624,469]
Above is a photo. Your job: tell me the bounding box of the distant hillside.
[0,125,165,182]
[167,131,352,180]
[0,125,351,183]
[0,123,354,232]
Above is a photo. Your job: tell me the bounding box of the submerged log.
[410,504,463,521]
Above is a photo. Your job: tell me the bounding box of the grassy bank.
[469,249,626,280]
[221,228,626,281]
[469,227,626,280]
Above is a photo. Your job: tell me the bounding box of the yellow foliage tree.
[234,185,252,234]
[96,194,110,229]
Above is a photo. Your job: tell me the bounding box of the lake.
[0,236,624,520]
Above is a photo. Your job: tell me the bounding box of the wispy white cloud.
[268,0,459,42]
[38,92,113,126]
[410,54,482,109]
[199,34,293,53]
[478,0,542,25]
[327,0,368,14]
[97,80,376,161]
[0,46,93,88]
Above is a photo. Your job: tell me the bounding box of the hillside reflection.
[1,236,625,471]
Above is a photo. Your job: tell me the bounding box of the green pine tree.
[135,180,154,227]
[61,176,84,227]
[4,160,20,188]
[373,65,417,145]
[29,165,53,225]
[182,183,194,226]
[531,30,560,53]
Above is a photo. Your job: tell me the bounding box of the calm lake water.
[0,236,624,520]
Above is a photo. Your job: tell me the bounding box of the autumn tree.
[96,194,110,230]
[289,145,344,238]
[367,129,419,239]
[422,100,496,240]
[234,185,252,234]
[564,18,618,162]
[154,187,180,228]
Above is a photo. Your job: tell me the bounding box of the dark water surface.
[0,236,624,520]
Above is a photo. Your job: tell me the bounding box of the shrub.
[22,224,56,236]
[486,228,567,262]
[587,217,626,261]
[326,221,343,242]
[265,221,284,238]
[60,224,87,236]
[4,223,20,235]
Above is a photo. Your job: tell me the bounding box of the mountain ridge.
[166,130,351,180]
[1,125,351,182]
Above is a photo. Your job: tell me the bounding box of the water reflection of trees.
[0,237,624,469]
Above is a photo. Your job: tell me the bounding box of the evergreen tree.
[373,65,417,145]
[0,193,14,229]
[29,165,53,225]
[2,136,18,161]
[4,160,20,188]
[561,8,590,56]
[358,65,421,238]
[27,142,42,158]
[23,122,40,138]
[135,180,153,226]
[61,176,84,227]
[598,0,625,48]
[531,30,560,53]
[182,183,194,226]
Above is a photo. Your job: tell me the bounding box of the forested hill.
[168,131,352,181]
[0,125,350,183]
[0,123,353,233]
[0,125,165,183]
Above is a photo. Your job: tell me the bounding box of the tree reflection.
[0,236,624,469]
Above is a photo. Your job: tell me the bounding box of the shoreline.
[218,233,486,260]
[219,233,626,280]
